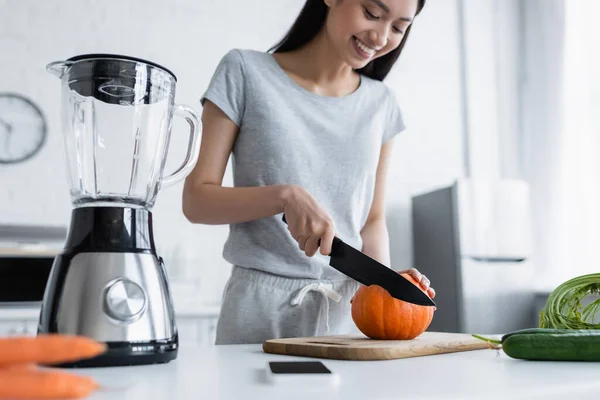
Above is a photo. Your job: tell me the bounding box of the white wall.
[521,0,600,290]
[0,0,469,298]
[384,0,465,269]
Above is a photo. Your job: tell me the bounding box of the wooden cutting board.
[262,331,494,361]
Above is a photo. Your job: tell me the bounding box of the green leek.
[539,272,600,329]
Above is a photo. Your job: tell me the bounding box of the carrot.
[0,363,35,371]
[0,369,99,399]
[0,335,107,366]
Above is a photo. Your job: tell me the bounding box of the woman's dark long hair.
[269,0,426,81]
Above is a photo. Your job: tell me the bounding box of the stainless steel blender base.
[38,207,178,367]
[53,252,175,342]
[38,252,178,367]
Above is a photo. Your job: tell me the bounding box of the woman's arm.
[182,101,336,257]
[182,100,289,225]
[360,142,393,265]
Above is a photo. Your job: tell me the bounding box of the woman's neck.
[273,29,361,97]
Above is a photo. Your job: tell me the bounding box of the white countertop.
[74,343,600,400]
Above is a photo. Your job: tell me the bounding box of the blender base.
[45,336,179,368]
[38,207,180,368]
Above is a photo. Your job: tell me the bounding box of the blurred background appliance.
[412,179,536,334]
[0,224,66,306]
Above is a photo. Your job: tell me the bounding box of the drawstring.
[290,282,342,333]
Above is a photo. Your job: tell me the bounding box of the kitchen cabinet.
[0,319,38,336]
[0,306,220,345]
[173,315,218,346]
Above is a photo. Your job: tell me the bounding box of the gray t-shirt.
[200,49,405,280]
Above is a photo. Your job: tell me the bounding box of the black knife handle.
[281,214,342,252]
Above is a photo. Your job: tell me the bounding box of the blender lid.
[66,53,177,82]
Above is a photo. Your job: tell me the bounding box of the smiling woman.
[182,0,431,345]
[270,0,426,81]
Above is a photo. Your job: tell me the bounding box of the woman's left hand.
[349,268,435,305]
[400,268,435,299]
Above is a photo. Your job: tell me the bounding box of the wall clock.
[0,93,47,164]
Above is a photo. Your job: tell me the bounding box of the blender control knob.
[103,278,147,322]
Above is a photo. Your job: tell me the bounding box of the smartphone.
[265,361,340,385]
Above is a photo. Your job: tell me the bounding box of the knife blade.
[281,215,436,307]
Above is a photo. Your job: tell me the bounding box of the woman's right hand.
[281,185,336,258]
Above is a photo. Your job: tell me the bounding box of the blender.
[38,54,202,367]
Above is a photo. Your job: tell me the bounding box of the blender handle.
[160,104,202,189]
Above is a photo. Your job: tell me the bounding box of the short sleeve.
[382,87,406,143]
[200,49,246,127]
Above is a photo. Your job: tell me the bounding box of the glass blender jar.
[48,53,201,208]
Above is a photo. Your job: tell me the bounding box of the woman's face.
[324,0,419,69]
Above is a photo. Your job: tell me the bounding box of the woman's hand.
[282,185,336,257]
[400,268,436,298]
[350,268,436,305]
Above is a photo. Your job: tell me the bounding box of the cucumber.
[473,328,600,361]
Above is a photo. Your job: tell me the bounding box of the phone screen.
[268,361,332,374]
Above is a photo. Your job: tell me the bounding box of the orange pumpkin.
[351,273,435,340]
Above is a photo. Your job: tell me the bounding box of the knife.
[281,215,436,307]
